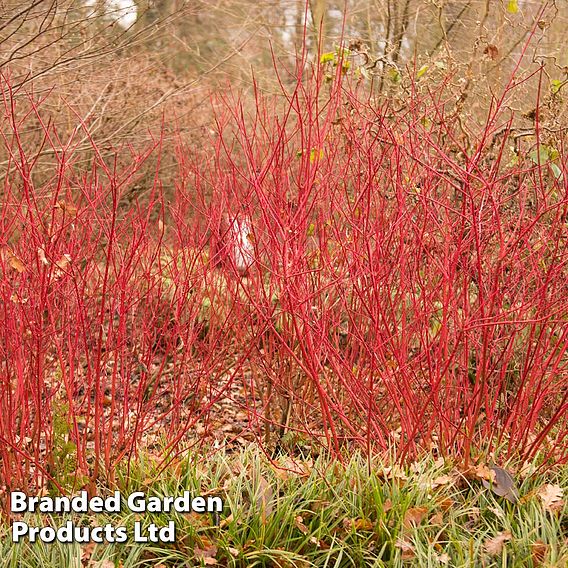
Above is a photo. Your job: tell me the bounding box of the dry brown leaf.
[473,463,496,483]
[430,511,444,525]
[352,518,374,531]
[90,561,114,568]
[38,247,49,266]
[81,542,96,564]
[434,552,450,565]
[227,547,239,557]
[56,253,72,270]
[537,484,564,512]
[403,506,428,528]
[468,507,481,522]
[294,515,309,534]
[8,252,26,273]
[484,44,499,60]
[481,465,520,504]
[10,292,28,304]
[433,457,445,468]
[381,466,408,481]
[53,253,72,280]
[484,531,512,555]
[194,544,218,565]
[519,460,536,478]
[256,475,274,523]
[531,540,549,566]
[438,497,454,511]
[57,200,78,217]
[395,537,416,560]
[431,474,454,488]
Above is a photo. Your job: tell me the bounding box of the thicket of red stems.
[0,57,567,496]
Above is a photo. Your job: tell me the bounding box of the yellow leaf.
[507,0,518,14]
[310,148,324,163]
[320,52,335,64]
[417,64,429,78]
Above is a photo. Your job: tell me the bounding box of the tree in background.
[1,0,566,193]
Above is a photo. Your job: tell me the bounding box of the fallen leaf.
[488,505,505,519]
[484,44,499,60]
[81,542,96,563]
[395,537,415,560]
[381,466,408,481]
[479,464,519,503]
[432,474,454,488]
[91,561,114,568]
[56,253,72,270]
[507,0,518,14]
[473,463,496,483]
[519,461,536,478]
[219,513,233,528]
[38,247,49,266]
[468,507,480,521]
[294,515,309,534]
[485,531,512,555]
[438,497,454,511]
[352,518,374,531]
[227,547,239,557]
[531,540,549,565]
[8,252,26,273]
[57,200,78,217]
[537,484,564,512]
[10,292,28,304]
[194,544,218,565]
[433,457,445,468]
[404,506,428,528]
[434,552,450,565]
[430,511,444,525]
